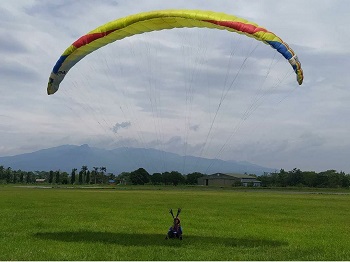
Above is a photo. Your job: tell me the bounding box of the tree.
[61,172,69,184]
[288,168,302,186]
[340,171,350,187]
[92,167,99,184]
[107,172,115,180]
[316,171,330,187]
[71,168,77,185]
[19,171,24,183]
[162,172,171,185]
[150,172,163,185]
[168,171,185,186]
[78,171,83,184]
[55,171,60,184]
[79,165,88,184]
[301,171,318,187]
[326,170,342,188]
[117,172,131,185]
[186,172,204,185]
[5,167,12,184]
[258,172,270,187]
[100,167,106,174]
[25,173,29,184]
[100,167,107,184]
[0,165,4,182]
[86,170,91,184]
[48,170,54,184]
[130,168,150,185]
[277,169,288,187]
[12,170,18,184]
[25,172,32,183]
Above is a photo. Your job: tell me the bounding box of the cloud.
[0,0,349,173]
[189,124,199,131]
[0,59,39,82]
[112,121,131,133]
[0,34,29,54]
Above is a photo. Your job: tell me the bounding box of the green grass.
[1,185,350,260]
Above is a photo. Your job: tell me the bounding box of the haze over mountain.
[0,144,275,175]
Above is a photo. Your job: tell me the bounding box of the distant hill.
[0,144,275,175]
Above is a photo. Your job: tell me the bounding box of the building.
[108,179,116,185]
[197,173,261,187]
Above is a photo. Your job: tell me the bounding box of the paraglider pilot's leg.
[177,228,183,240]
[165,228,175,239]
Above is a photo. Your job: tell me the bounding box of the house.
[197,173,261,187]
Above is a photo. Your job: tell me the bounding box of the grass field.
[0,185,349,261]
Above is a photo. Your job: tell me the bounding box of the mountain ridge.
[0,144,275,175]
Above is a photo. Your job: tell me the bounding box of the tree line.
[1,164,350,188]
[0,165,204,186]
[0,165,111,185]
[259,168,350,188]
[118,168,204,185]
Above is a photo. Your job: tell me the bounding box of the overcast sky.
[1,0,350,173]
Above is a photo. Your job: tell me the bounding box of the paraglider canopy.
[47,9,303,95]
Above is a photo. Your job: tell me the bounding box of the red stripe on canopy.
[205,20,268,35]
[72,29,116,49]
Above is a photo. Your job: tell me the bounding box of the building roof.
[210,173,257,179]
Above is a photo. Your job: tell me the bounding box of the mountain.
[0,144,275,175]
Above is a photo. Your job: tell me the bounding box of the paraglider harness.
[166,208,182,240]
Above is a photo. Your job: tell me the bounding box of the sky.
[1,0,350,173]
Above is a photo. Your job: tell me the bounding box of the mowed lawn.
[0,186,349,261]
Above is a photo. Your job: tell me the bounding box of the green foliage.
[260,168,350,188]
[48,170,53,183]
[86,170,90,184]
[118,172,131,184]
[55,171,60,184]
[232,179,242,187]
[161,171,186,185]
[150,172,163,185]
[169,171,185,185]
[0,163,349,189]
[185,172,204,185]
[71,168,76,184]
[61,172,69,184]
[130,168,150,185]
[78,172,83,184]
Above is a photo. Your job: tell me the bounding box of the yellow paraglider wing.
[47,9,303,95]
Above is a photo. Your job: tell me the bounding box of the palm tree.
[71,168,77,184]
[86,170,91,184]
[79,165,88,184]
[100,167,107,184]
[100,167,106,174]
[93,167,99,184]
